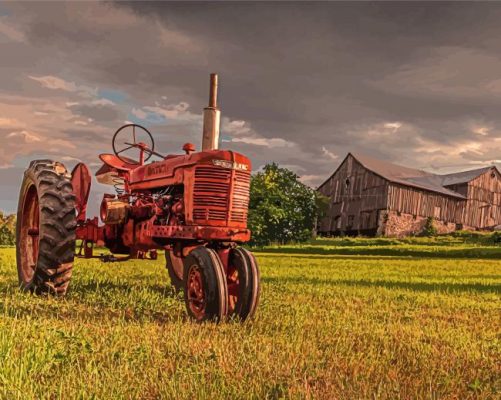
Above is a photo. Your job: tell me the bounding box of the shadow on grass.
[263,276,501,294]
[255,246,501,259]
[311,238,463,247]
[0,278,186,324]
[255,254,445,262]
[71,279,179,297]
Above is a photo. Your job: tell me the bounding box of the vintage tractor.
[16,74,260,321]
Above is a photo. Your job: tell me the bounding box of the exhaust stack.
[202,73,221,151]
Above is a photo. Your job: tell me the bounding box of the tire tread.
[16,160,76,295]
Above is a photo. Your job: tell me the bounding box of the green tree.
[0,211,16,246]
[248,163,320,246]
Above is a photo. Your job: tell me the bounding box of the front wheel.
[16,160,76,295]
[183,246,228,322]
[227,247,260,321]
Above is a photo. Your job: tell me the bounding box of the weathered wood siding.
[462,168,501,228]
[318,154,388,233]
[387,184,464,224]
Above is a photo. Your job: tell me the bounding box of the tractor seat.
[98,154,137,171]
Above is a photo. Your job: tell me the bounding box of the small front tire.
[183,246,228,322]
[227,247,260,320]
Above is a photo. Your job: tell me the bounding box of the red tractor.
[16,74,260,322]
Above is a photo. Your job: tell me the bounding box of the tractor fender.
[71,163,91,223]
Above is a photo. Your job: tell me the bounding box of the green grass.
[0,237,500,399]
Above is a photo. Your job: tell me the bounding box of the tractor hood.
[128,149,251,187]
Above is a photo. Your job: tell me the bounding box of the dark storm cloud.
[116,2,501,152]
[0,1,501,212]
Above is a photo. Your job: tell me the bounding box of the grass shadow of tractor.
[0,278,189,324]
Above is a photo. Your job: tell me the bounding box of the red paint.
[71,163,91,223]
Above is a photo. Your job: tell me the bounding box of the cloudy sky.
[1,1,501,212]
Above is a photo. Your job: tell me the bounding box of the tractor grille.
[230,171,250,222]
[192,166,250,225]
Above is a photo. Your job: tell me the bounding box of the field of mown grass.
[0,236,500,399]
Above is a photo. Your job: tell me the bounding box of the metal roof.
[440,167,494,186]
[318,152,499,199]
[351,153,466,199]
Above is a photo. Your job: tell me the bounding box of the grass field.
[0,237,500,399]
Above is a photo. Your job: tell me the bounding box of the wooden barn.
[317,153,501,237]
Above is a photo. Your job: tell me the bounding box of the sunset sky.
[1,2,501,212]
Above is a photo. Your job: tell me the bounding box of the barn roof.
[440,167,494,186]
[317,152,500,199]
[351,153,466,199]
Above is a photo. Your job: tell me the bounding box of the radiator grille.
[231,171,250,222]
[192,166,250,225]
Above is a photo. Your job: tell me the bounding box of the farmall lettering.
[212,159,249,171]
[146,163,167,177]
[15,74,260,322]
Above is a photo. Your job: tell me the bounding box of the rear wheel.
[183,246,228,322]
[227,247,260,320]
[16,160,76,295]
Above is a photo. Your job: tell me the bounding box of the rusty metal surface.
[100,198,129,225]
[202,73,220,151]
[134,220,250,242]
[208,73,218,109]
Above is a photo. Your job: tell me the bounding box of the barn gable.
[460,167,501,228]
[317,154,389,234]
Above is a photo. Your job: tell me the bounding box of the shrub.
[490,231,501,244]
[422,217,437,237]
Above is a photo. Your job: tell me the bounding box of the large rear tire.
[16,160,76,295]
[183,246,228,322]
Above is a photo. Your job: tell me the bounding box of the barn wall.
[462,169,501,228]
[382,211,456,237]
[387,184,464,224]
[318,155,388,234]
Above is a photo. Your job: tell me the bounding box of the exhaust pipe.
[202,73,221,151]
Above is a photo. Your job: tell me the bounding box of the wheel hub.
[227,265,240,314]
[20,185,40,280]
[187,266,206,319]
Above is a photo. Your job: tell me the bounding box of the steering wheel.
[112,124,157,164]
